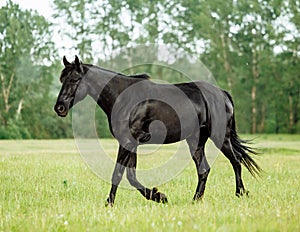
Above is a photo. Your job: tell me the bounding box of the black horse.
[54,56,261,206]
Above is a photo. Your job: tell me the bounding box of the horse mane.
[83,64,150,79]
[128,73,150,79]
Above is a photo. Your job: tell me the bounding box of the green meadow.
[0,135,299,232]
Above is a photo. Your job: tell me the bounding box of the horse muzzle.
[54,102,68,117]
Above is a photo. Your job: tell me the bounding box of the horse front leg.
[106,145,131,207]
[126,150,168,204]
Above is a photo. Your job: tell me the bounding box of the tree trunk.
[288,93,294,133]
[1,72,15,113]
[16,98,24,117]
[258,103,266,133]
[220,33,233,90]
[251,41,259,134]
[251,85,257,134]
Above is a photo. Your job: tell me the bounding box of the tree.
[0,1,58,138]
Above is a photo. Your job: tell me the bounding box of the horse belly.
[142,101,198,144]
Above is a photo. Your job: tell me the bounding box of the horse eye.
[70,79,78,83]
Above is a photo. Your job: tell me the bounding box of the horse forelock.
[60,62,90,82]
[60,66,73,82]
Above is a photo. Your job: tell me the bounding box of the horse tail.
[223,91,262,177]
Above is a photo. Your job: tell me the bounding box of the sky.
[0,0,53,18]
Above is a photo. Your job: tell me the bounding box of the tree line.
[0,0,299,139]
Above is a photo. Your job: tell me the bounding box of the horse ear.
[63,56,71,66]
[74,55,80,65]
[74,55,83,73]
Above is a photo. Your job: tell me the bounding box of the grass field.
[0,135,299,231]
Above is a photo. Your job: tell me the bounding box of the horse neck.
[84,66,139,116]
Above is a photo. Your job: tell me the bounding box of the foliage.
[0,0,141,139]
[0,1,71,139]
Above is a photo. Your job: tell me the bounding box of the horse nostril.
[57,104,65,113]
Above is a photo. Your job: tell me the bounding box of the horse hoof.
[138,132,151,143]
[160,193,168,204]
[105,199,114,207]
[151,188,168,204]
[193,192,204,201]
[155,193,168,204]
[236,189,249,198]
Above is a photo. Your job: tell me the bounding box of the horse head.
[54,56,88,117]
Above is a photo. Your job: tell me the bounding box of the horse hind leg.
[221,137,248,197]
[187,128,210,201]
[193,151,210,201]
